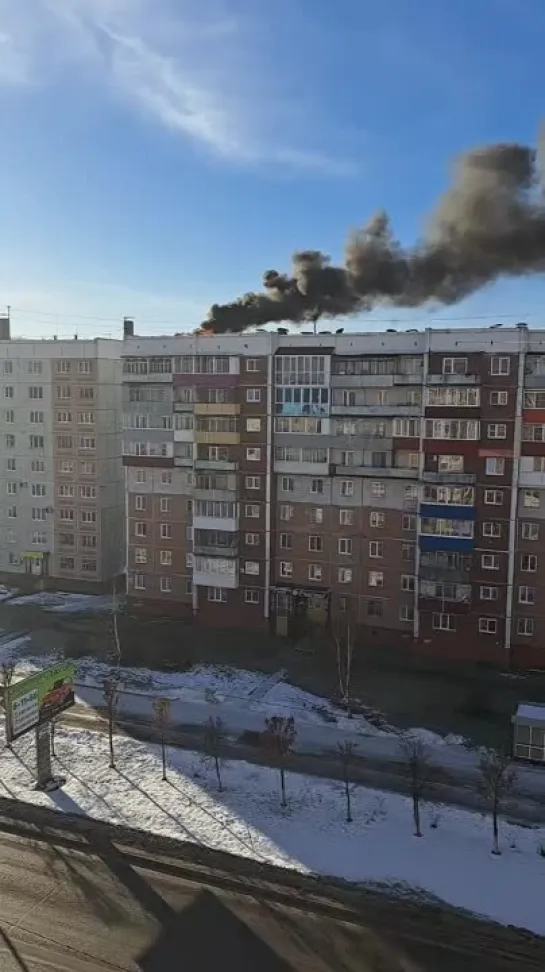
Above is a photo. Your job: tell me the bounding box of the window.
[338,567,352,584]
[309,507,323,524]
[479,617,497,634]
[160,471,173,486]
[58,483,75,498]
[245,475,261,489]
[5,482,16,495]
[246,388,261,403]
[425,419,479,440]
[370,511,385,528]
[81,559,97,573]
[6,530,16,543]
[482,553,499,570]
[6,457,15,471]
[482,521,501,538]
[401,574,415,592]
[31,484,46,497]
[160,550,172,566]
[245,532,259,546]
[490,355,510,375]
[79,436,96,450]
[427,387,479,407]
[28,361,42,374]
[517,617,534,637]
[56,385,71,400]
[368,570,383,587]
[400,604,414,622]
[160,523,172,540]
[519,586,535,605]
[442,357,467,375]
[82,534,97,549]
[367,600,383,617]
[160,497,171,513]
[532,457,545,474]
[56,410,72,424]
[393,418,420,437]
[281,477,294,492]
[244,588,260,603]
[369,540,383,558]
[339,509,353,526]
[246,447,261,462]
[246,418,261,433]
[135,522,147,537]
[521,522,539,541]
[523,490,540,509]
[4,409,13,423]
[401,514,416,531]
[80,510,97,524]
[56,435,73,449]
[5,434,15,448]
[32,531,47,545]
[310,478,324,494]
[308,564,322,582]
[433,613,455,631]
[59,507,75,521]
[338,538,352,555]
[2,361,12,374]
[246,358,259,372]
[244,561,260,575]
[371,481,386,497]
[340,451,354,466]
[308,535,323,552]
[6,505,16,518]
[280,561,293,578]
[31,459,45,473]
[437,454,464,472]
[60,557,75,571]
[520,553,537,573]
[484,489,503,505]
[523,424,545,442]
[279,504,293,521]
[340,480,354,497]
[279,533,292,550]
[208,587,227,602]
[487,423,507,440]
[135,495,147,511]
[486,457,505,476]
[29,435,44,449]
[480,586,498,601]
[245,504,260,518]
[157,576,171,593]
[28,386,43,399]
[4,385,13,397]
[79,386,94,400]
[78,411,95,425]
[489,390,508,406]
[135,548,147,564]
[134,574,146,590]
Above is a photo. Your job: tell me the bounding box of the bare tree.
[262,715,296,808]
[1,662,15,748]
[152,697,171,782]
[478,748,517,855]
[203,716,226,791]
[399,733,433,837]
[103,676,120,769]
[337,741,357,822]
[334,620,354,718]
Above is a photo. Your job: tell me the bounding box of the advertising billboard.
[6,662,75,742]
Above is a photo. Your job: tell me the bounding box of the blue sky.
[0,0,544,338]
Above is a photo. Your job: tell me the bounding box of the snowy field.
[6,590,117,614]
[1,724,544,936]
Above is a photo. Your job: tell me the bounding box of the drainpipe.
[504,330,527,669]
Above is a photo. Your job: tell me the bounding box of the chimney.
[123,317,135,339]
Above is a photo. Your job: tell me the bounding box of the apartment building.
[0,325,124,588]
[122,324,545,669]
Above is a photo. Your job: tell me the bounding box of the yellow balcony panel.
[194,431,240,445]
[194,403,240,416]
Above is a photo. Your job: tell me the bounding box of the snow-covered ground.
[6,591,117,614]
[1,724,544,936]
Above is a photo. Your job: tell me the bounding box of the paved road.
[0,807,542,971]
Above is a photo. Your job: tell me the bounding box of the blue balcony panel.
[419,535,474,552]
[419,503,476,520]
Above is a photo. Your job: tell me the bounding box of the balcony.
[194,458,238,472]
[193,488,237,504]
[524,374,545,389]
[331,404,420,417]
[518,471,545,488]
[193,542,238,557]
[193,569,238,590]
[419,564,471,583]
[392,374,423,385]
[192,514,238,533]
[330,374,395,388]
[419,503,475,519]
[194,403,240,416]
[274,461,330,477]
[174,454,194,467]
[427,374,479,385]
[173,400,194,411]
[419,535,474,552]
[422,471,476,484]
[332,464,417,479]
[194,431,240,445]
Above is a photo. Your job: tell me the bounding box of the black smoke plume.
[203,139,545,333]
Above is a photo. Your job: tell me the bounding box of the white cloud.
[0,0,356,176]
